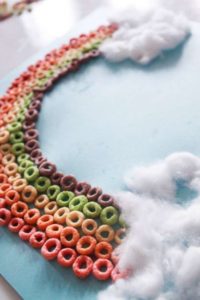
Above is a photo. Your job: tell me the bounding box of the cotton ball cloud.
[100,8,190,64]
[98,152,200,300]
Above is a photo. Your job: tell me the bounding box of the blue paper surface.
[1,8,200,300]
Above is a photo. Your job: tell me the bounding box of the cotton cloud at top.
[98,152,200,300]
[100,7,190,64]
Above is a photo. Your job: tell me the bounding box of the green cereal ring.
[69,195,88,211]
[12,142,25,156]
[10,131,24,144]
[34,176,51,193]
[119,214,126,228]
[7,121,22,133]
[83,202,102,218]
[56,191,74,207]
[100,206,119,226]
[47,185,61,200]
[16,114,25,123]
[18,160,34,173]
[24,166,39,182]
[17,153,30,163]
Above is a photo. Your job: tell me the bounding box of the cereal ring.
[8,217,24,233]
[24,166,39,182]
[4,162,18,176]
[2,153,15,165]
[72,255,93,279]
[34,194,49,209]
[57,248,77,267]
[19,225,36,241]
[66,211,85,228]
[92,258,113,280]
[95,242,113,259]
[18,159,33,173]
[87,186,102,201]
[81,219,98,235]
[17,153,30,164]
[24,208,40,225]
[114,228,126,244]
[44,201,58,215]
[41,238,61,260]
[5,189,20,206]
[0,143,11,155]
[37,214,54,231]
[0,130,10,144]
[69,195,88,211]
[12,143,25,156]
[100,206,119,225]
[0,173,8,184]
[7,122,22,133]
[76,236,97,255]
[98,194,114,207]
[0,208,11,226]
[46,185,61,200]
[34,176,51,193]
[56,191,74,207]
[95,225,114,242]
[22,185,38,203]
[0,183,11,197]
[51,172,64,185]
[25,139,39,153]
[39,161,56,177]
[119,214,126,228]
[83,202,102,218]
[11,201,28,218]
[24,129,38,141]
[74,182,91,196]
[60,175,77,191]
[60,226,80,247]
[46,224,63,238]
[12,178,27,192]
[29,231,46,248]
[8,173,21,184]
[10,131,24,144]
[54,207,69,224]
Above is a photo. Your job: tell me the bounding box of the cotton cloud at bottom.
[98,152,200,300]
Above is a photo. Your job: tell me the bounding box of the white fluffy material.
[100,8,190,64]
[98,152,200,300]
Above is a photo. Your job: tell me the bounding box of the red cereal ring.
[95,242,113,259]
[72,255,93,279]
[92,258,113,280]
[19,225,36,241]
[8,217,24,233]
[46,224,63,238]
[111,252,119,265]
[0,183,11,197]
[57,248,77,267]
[5,189,20,206]
[41,238,61,260]
[60,226,80,247]
[24,208,40,225]
[37,214,54,231]
[29,231,46,248]
[0,197,6,208]
[11,201,28,218]
[0,173,8,184]
[76,236,97,255]
[0,208,11,226]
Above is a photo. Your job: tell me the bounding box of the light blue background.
[1,8,200,300]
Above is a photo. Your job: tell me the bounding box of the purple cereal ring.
[25,139,39,153]
[22,121,36,131]
[25,108,38,122]
[97,194,114,207]
[87,187,102,201]
[39,161,56,177]
[51,172,64,185]
[75,182,91,196]
[29,100,41,112]
[24,129,39,142]
[30,149,42,161]
[60,175,77,191]
[35,157,47,166]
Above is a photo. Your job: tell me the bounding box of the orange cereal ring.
[44,201,58,215]
[0,143,12,155]
[4,163,18,176]
[0,130,9,144]
[57,248,77,267]
[0,208,11,226]
[34,194,49,209]
[37,214,54,231]
[114,228,126,245]
[46,224,63,238]
[60,226,80,247]
[8,173,21,184]
[92,258,113,281]
[24,208,40,225]
[76,236,97,255]
[95,242,113,259]
[0,183,11,197]
[95,225,114,242]
[22,185,38,203]
[41,238,61,260]
[66,211,84,228]
[2,153,15,165]
[12,178,27,192]
[81,219,97,236]
[29,231,46,248]
[5,189,20,206]
[19,225,36,241]
[53,207,69,224]
[8,217,24,233]
[11,201,28,218]
[72,255,93,279]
